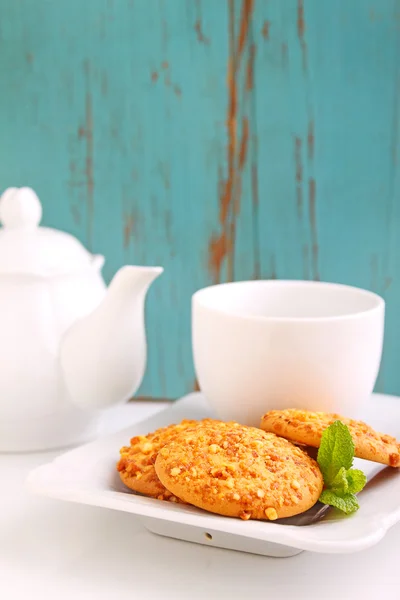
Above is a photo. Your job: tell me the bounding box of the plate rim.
[27,392,400,555]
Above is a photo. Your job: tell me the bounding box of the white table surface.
[1,401,399,600]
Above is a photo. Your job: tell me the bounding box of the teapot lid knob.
[0,187,42,229]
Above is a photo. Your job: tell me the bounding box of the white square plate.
[27,392,400,558]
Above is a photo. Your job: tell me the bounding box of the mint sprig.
[317,420,367,515]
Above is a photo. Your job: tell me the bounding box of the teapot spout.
[60,265,163,411]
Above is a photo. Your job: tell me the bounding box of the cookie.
[260,409,400,467]
[117,418,226,501]
[154,422,323,520]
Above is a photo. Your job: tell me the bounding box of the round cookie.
[260,409,400,467]
[117,418,226,501]
[154,423,323,520]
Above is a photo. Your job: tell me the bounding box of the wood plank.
[1,0,400,399]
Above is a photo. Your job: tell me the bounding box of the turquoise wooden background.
[1,0,400,399]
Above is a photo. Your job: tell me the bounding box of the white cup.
[192,280,385,425]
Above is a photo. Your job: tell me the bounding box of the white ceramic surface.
[27,392,400,558]
[192,280,385,425]
[0,186,163,452]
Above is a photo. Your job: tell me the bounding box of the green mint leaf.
[317,421,367,515]
[319,490,360,515]
[346,469,367,494]
[330,466,349,494]
[317,420,355,484]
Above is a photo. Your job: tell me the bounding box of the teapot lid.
[0,187,99,276]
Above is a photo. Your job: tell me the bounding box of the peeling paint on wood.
[297,0,305,39]
[70,205,81,226]
[208,231,231,284]
[84,91,94,248]
[173,85,182,97]
[302,245,310,280]
[237,0,254,57]
[77,62,95,249]
[297,0,308,71]
[307,120,314,160]
[385,277,393,291]
[308,178,319,281]
[246,43,255,90]
[294,136,303,218]
[269,254,277,279]
[238,116,249,170]
[208,0,255,284]
[262,20,270,40]
[123,212,136,249]
[160,62,182,97]
[164,209,173,247]
[251,162,260,279]
[194,19,210,45]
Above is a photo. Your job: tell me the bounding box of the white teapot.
[0,187,163,452]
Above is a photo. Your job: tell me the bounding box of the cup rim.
[192,279,385,323]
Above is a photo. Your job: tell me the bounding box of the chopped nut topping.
[222,463,236,472]
[141,442,153,454]
[291,480,300,490]
[265,507,278,520]
[170,467,181,477]
[256,489,265,498]
[240,511,251,520]
[209,444,220,454]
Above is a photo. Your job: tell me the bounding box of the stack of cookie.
[117,410,400,521]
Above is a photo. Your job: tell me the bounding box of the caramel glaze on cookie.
[260,409,400,467]
[117,419,230,501]
[154,423,323,520]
